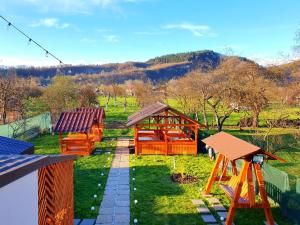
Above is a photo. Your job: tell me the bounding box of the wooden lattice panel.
[38,161,74,225]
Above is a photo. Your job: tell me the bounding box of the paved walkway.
[96,138,130,225]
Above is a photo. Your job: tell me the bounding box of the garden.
[31,96,299,224]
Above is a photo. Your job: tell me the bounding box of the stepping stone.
[74,219,81,225]
[197,206,210,213]
[115,206,130,215]
[201,214,217,223]
[212,204,226,211]
[207,197,220,205]
[264,221,278,225]
[217,211,228,219]
[192,199,205,205]
[115,214,130,223]
[96,214,113,224]
[80,219,96,225]
[99,207,114,215]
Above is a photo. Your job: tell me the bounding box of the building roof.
[0,136,34,154]
[0,154,76,188]
[75,107,105,123]
[126,102,199,127]
[53,111,96,133]
[202,132,285,161]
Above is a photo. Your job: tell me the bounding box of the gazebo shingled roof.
[53,111,96,133]
[75,107,105,123]
[127,102,199,127]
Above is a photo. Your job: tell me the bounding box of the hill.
[1,50,298,85]
[0,50,223,85]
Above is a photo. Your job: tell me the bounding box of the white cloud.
[163,22,217,37]
[30,18,70,29]
[103,34,119,43]
[247,52,296,66]
[2,0,147,14]
[0,55,60,67]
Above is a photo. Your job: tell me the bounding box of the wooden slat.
[38,160,74,225]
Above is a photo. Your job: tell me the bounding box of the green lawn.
[130,154,294,225]
[30,96,299,223]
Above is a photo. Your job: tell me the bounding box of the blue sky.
[0,0,299,66]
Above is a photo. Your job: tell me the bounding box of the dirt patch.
[171,173,199,184]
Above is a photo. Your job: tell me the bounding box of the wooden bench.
[60,135,95,156]
[219,175,249,204]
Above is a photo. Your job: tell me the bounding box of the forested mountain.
[0,50,298,85]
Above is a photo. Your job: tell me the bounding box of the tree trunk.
[202,101,209,129]
[124,96,127,112]
[252,110,260,127]
[105,94,110,109]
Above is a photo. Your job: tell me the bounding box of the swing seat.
[219,175,249,204]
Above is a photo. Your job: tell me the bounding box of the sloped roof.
[0,136,34,154]
[53,111,96,133]
[0,154,76,188]
[202,132,285,161]
[75,107,105,123]
[126,102,199,127]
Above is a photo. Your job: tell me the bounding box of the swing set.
[202,132,285,225]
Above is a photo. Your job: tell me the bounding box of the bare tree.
[0,70,29,124]
[78,85,99,107]
[42,76,78,124]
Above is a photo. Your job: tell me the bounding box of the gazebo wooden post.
[203,153,223,194]
[165,109,169,155]
[194,125,198,156]
[59,132,63,153]
[134,125,138,155]
[254,164,275,225]
[226,160,250,225]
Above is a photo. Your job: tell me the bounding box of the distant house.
[0,136,34,154]
[0,154,76,225]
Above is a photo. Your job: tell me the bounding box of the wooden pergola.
[127,102,201,156]
[75,107,105,142]
[54,111,99,156]
[202,132,285,225]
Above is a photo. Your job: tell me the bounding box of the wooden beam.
[203,153,223,194]
[254,163,275,225]
[226,160,250,225]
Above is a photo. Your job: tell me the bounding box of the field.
[32,96,299,224]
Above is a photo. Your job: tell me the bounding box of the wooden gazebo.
[54,111,98,156]
[202,132,285,225]
[75,107,105,142]
[127,102,201,156]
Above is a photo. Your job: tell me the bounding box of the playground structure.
[127,102,201,156]
[54,107,105,156]
[202,132,285,225]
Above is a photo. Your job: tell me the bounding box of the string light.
[0,15,63,65]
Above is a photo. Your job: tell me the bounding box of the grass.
[130,154,294,225]
[31,96,299,223]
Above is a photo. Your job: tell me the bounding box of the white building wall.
[0,171,39,225]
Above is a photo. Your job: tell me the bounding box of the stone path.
[95,138,130,225]
[192,195,229,225]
